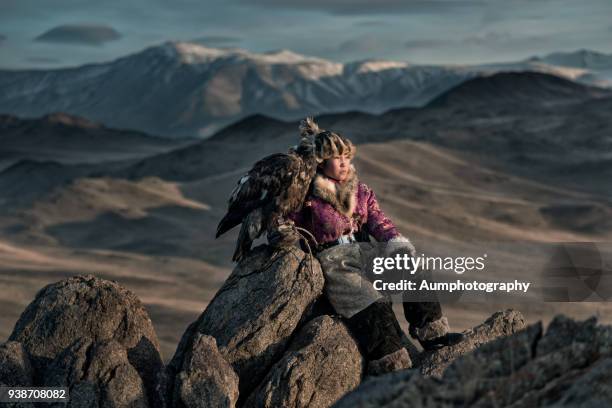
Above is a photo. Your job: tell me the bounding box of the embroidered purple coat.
[288,167,401,246]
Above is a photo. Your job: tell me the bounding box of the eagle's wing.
[215,152,302,239]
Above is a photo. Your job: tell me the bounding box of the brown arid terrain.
[1,71,612,362]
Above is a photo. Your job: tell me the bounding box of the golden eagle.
[215,117,320,262]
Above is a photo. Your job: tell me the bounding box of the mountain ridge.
[1,42,611,138]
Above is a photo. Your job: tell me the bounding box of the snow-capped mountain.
[528,49,612,70]
[525,49,612,88]
[0,42,611,138]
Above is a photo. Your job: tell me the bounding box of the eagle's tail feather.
[232,237,250,262]
[216,212,241,238]
[232,208,263,262]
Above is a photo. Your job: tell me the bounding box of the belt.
[316,233,356,253]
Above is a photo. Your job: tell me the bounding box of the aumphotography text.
[373,279,531,293]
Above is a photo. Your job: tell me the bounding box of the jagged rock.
[417,309,526,377]
[463,316,603,407]
[169,245,324,397]
[44,338,148,408]
[0,341,35,408]
[9,275,164,406]
[333,309,528,408]
[172,333,239,408]
[553,358,612,407]
[0,341,33,387]
[441,321,544,406]
[244,315,363,408]
[330,369,418,408]
[334,313,612,408]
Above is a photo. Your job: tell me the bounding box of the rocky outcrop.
[8,274,164,407]
[6,247,611,408]
[168,245,325,397]
[171,334,239,408]
[334,314,612,407]
[417,309,526,377]
[44,338,149,407]
[244,315,363,408]
[0,342,35,408]
[0,341,33,387]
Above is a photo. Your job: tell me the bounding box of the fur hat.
[299,117,356,163]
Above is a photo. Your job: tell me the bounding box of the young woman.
[288,124,463,376]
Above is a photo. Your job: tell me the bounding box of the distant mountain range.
[1,43,611,138]
[95,71,610,202]
[0,112,191,207]
[1,71,611,264]
[0,112,189,170]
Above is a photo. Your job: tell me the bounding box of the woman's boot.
[403,302,465,350]
[345,299,412,376]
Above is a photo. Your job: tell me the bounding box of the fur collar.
[312,165,358,216]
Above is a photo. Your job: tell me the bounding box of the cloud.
[190,35,241,46]
[404,38,452,49]
[338,36,386,53]
[463,31,549,48]
[24,56,62,64]
[354,20,387,27]
[238,0,482,16]
[464,31,512,46]
[34,24,121,46]
[403,31,551,55]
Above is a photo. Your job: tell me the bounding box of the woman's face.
[321,154,351,182]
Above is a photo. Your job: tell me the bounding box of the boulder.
[171,334,239,408]
[44,338,148,408]
[244,315,363,408]
[9,275,164,406]
[334,313,612,407]
[0,341,35,408]
[0,341,33,387]
[168,245,324,396]
[330,369,418,408]
[417,309,526,377]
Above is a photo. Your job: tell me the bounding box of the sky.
[1,0,612,70]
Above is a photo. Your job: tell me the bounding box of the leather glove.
[267,219,300,248]
[384,234,416,258]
